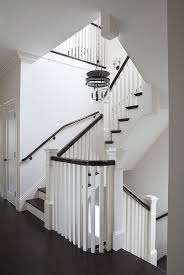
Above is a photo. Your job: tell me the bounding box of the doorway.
[3,100,17,206]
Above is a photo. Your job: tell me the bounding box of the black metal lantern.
[86,68,110,101]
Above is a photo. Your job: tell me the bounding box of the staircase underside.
[0,197,165,275]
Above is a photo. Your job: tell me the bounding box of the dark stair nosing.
[105,141,114,144]
[125,105,139,110]
[134,92,143,96]
[111,130,121,133]
[38,187,46,194]
[26,198,44,213]
[118,118,130,122]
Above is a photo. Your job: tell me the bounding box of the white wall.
[20,53,100,198]
[124,128,168,258]
[167,1,184,274]
[0,57,21,202]
[105,38,127,82]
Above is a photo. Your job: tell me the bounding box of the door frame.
[3,99,19,208]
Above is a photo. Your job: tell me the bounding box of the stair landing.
[0,197,165,275]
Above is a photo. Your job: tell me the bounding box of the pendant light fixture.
[86,21,110,101]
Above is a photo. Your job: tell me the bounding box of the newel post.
[106,147,125,251]
[44,149,58,230]
[144,195,158,266]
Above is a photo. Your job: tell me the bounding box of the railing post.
[106,147,125,251]
[44,149,59,230]
[144,195,158,266]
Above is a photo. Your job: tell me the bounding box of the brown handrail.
[22,111,99,162]
[156,213,168,221]
[123,185,150,211]
[51,156,115,166]
[57,114,103,157]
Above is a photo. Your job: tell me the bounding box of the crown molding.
[17,51,40,64]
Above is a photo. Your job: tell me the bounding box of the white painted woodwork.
[47,157,115,254]
[54,20,105,67]
[123,190,158,266]
[105,58,144,134]
[60,118,104,161]
[4,100,17,206]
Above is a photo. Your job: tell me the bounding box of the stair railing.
[57,113,104,160]
[104,56,144,132]
[21,111,99,162]
[52,18,106,68]
[44,151,115,253]
[123,185,158,265]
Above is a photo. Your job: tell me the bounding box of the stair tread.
[105,140,114,144]
[118,118,130,122]
[134,92,143,96]
[111,130,121,133]
[125,105,139,110]
[26,198,44,213]
[105,141,114,144]
[38,187,46,194]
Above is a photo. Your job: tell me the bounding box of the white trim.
[26,202,44,221]
[18,176,45,211]
[3,99,18,207]
[18,51,40,64]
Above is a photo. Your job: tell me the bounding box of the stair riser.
[26,203,44,221]
[39,191,46,201]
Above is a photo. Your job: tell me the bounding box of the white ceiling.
[0,0,168,96]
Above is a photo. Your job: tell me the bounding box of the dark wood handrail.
[110,56,130,90]
[51,51,106,69]
[22,111,99,162]
[91,22,101,29]
[123,185,150,211]
[51,156,115,167]
[57,114,103,157]
[156,213,168,221]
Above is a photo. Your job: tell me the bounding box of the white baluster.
[99,166,105,253]
[44,149,58,230]
[90,166,96,253]
[131,199,135,254]
[77,165,82,248]
[63,162,68,238]
[126,195,131,251]
[72,164,76,244]
[134,201,139,256]
[141,206,145,259]
[106,165,114,251]
[82,166,88,251]
[68,163,72,242]
[144,195,158,266]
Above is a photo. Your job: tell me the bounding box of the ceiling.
[0,0,168,97]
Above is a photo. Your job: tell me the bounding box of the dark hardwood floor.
[0,198,165,275]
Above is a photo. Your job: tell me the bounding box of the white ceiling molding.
[17,51,40,64]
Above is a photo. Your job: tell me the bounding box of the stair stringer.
[104,84,168,171]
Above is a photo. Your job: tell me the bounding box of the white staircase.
[22,20,168,267]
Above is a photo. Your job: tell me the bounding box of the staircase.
[21,20,168,269]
